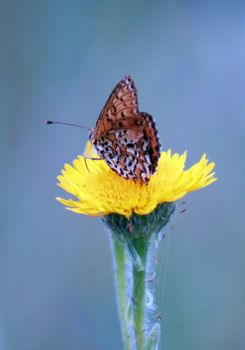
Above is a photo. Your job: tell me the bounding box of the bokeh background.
[1,0,245,349]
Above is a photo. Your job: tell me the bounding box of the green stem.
[111,235,132,350]
[111,233,161,350]
[106,203,176,349]
[131,238,149,349]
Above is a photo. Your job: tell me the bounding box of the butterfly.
[90,76,161,183]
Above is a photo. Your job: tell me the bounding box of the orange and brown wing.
[93,112,161,183]
[91,76,139,141]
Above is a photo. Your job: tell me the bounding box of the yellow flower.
[56,142,216,219]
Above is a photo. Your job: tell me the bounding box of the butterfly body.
[90,76,161,183]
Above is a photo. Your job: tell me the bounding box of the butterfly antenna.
[44,120,93,132]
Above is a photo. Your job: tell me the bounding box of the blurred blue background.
[1,0,245,349]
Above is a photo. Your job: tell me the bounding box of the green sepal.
[102,202,175,242]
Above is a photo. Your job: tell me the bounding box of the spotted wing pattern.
[90,76,161,183]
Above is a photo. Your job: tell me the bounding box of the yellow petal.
[56,143,216,217]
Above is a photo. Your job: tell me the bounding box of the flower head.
[57,143,216,219]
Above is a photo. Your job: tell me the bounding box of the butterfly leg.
[83,156,103,174]
[83,157,90,174]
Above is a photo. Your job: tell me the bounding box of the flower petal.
[57,144,216,217]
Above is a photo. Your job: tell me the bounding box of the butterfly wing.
[91,76,161,183]
[91,76,139,141]
[93,113,161,183]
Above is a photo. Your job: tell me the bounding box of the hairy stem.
[106,203,176,349]
[111,235,133,350]
[131,238,148,349]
